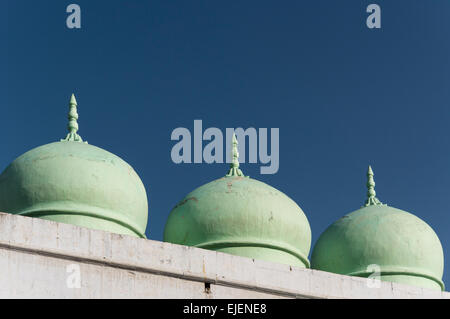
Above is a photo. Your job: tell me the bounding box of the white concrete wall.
[0,212,448,299]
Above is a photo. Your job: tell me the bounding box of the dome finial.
[62,94,86,143]
[364,165,383,206]
[226,133,246,177]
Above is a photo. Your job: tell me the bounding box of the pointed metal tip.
[226,132,246,177]
[364,164,383,207]
[70,93,77,105]
[232,133,238,144]
[62,94,86,143]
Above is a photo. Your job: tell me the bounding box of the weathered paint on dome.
[0,95,148,237]
[311,167,444,291]
[164,134,311,267]
[0,141,148,238]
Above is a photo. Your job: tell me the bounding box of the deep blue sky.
[3,1,450,287]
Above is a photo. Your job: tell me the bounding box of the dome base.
[22,212,146,238]
[215,246,308,268]
[348,265,445,291]
[348,269,445,291]
[195,240,310,268]
[377,274,443,291]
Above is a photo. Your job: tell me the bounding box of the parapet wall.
[0,212,448,299]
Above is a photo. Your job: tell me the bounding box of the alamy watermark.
[366,4,381,29]
[171,120,279,175]
[66,263,81,289]
[66,4,81,29]
[366,264,381,288]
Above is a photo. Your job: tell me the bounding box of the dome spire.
[226,133,246,177]
[62,94,86,143]
[364,165,383,207]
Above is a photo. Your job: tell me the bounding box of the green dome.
[164,134,311,267]
[311,167,444,291]
[0,95,148,238]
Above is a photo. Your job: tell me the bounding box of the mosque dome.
[311,166,444,290]
[164,134,311,267]
[0,95,148,238]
